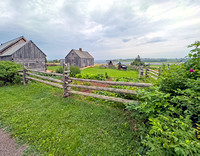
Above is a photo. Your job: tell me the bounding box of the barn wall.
[81,58,94,67]
[12,41,46,71]
[0,56,12,61]
[65,51,81,67]
[65,50,94,67]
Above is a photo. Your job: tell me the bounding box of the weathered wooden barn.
[0,36,46,71]
[65,48,94,67]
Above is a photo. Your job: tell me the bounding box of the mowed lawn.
[0,82,138,155]
[81,66,138,78]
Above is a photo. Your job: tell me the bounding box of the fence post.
[141,66,144,77]
[158,67,161,76]
[62,63,67,97]
[138,66,143,79]
[23,65,27,85]
[145,66,148,78]
[66,63,71,94]
[63,63,71,97]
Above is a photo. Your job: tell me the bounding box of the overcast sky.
[0,0,200,60]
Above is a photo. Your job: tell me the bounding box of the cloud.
[122,39,131,43]
[0,0,200,60]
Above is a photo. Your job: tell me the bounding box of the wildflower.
[189,69,195,72]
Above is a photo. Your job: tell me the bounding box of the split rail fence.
[133,65,161,80]
[145,67,161,80]
[18,63,152,104]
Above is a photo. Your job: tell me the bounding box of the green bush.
[0,61,21,86]
[126,41,200,155]
[70,66,81,77]
[55,65,81,77]
[145,115,200,156]
[55,66,63,73]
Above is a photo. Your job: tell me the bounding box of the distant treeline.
[111,58,188,62]
[47,59,60,63]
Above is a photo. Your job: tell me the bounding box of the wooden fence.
[18,64,152,104]
[145,67,161,80]
[133,65,161,80]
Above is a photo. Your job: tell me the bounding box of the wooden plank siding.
[65,49,94,67]
[12,41,46,71]
[0,37,46,71]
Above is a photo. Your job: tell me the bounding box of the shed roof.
[71,49,93,59]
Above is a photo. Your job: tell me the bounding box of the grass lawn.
[81,66,138,79]
[0,82,139,155]
[47,65,61,71]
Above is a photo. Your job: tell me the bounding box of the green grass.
[47,66,139,79]
[46,65,61,71]
[82,66,138,78]
[0,82,139,155]
[148,65,161,69]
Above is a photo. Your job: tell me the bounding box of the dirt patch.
[0,129,26,156]
[46,69,55,73]
[80,66,94,70]
[90,82,109,88]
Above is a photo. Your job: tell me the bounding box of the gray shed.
[0,36,46,71]
[65,48,94,67]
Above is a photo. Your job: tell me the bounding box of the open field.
[46,65,61,71]
[47,65,139,79]
[81,66,138,78]
[0,82,138,155]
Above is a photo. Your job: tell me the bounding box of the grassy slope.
[81,66,138,78]
[0,82,138,155]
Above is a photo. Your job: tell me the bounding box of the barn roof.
[71,49,93,59]
[0,36,46,57]
[0,36,26,53]
[0,42,27,57]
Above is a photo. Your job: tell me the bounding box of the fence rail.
[146,67,161,80]
[19,64,152,104]
[133,65,161,80]
[69,77,152,87]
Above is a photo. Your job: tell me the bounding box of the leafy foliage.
[145,115,200,156]
[131,55,145,66]
[69,66,81,77]
[0,61,21,86]
[187,41,200,70]
[56,65,81,77]
[126,41,200,155]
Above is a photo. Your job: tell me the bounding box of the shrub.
[55,65,81,77]
[70,66,81,77]
[145,115,200,156]
[126,41,200,155]
[55,66,63,73]
[0,61,21,86]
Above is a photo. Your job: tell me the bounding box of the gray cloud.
[0,0,200,60]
